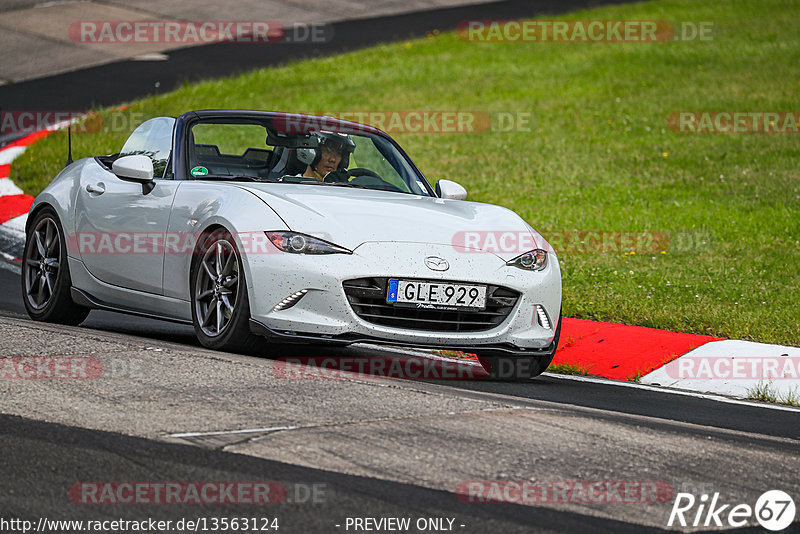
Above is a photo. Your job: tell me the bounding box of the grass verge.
[11,0,800,346]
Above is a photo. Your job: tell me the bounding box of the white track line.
[169,426,297,438]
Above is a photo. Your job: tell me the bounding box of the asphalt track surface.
[0,414,666,534]
[1,266,799,441]
[2,265,800,533]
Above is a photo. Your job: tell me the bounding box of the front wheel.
[477,312,561,381]
[190,229,262,353]
[21,207,90,325]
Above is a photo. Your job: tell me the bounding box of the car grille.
[342,277,519,332]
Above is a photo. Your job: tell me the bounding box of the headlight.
[265,232,352,255]
[507,249,547,271]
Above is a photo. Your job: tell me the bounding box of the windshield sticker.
[191,166,208,177]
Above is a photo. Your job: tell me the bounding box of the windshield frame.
[174,110,436,196]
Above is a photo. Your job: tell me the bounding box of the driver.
[297,131,356,181]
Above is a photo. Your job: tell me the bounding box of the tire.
[477,312,562,381]
[21,207,90,325]
[190,228,262,353]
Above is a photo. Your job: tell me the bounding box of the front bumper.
[248,318,558,356]
[243,241,561,353]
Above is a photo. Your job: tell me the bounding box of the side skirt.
[71,287,192,325]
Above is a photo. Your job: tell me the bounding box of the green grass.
[11,0,800,346]
[746,381,800,407]
[547,362,593,376]
[626,369,645,383]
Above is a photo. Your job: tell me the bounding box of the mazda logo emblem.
[425,256,449,271]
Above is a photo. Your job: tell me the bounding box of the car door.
[74,117,179,295]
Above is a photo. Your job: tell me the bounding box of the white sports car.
[22,110,561,379]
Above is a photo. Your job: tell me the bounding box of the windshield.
[187,119,431,196]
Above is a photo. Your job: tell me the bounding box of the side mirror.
[435,179,468,200]
[113,155,155,194]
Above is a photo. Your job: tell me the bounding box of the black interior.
[267,146,308,178]
[191,143,274,178]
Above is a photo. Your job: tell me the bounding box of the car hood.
[236,183,549,258]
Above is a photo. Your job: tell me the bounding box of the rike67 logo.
[668,490,796,531]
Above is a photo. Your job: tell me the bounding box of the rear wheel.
[21,207,90,325]
[477,312,561,381]
[191,229,262,353]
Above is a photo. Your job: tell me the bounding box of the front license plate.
[387,280,487,310]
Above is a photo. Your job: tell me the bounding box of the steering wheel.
[323,168,405,193]
[347,168,384,180]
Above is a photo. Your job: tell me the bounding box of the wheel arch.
[188,223,229,279]
[187,222,262,320]
[164,183,287,303]
[187,222,262,351]
[21,201,91,325]
[26,202,55,233]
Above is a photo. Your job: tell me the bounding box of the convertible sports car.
[22,110,561,380]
